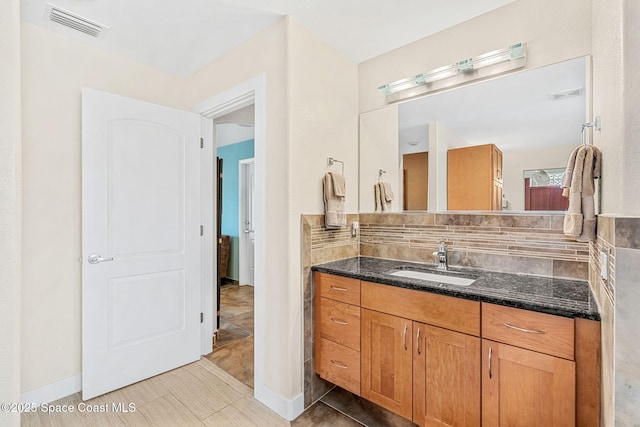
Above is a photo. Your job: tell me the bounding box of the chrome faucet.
[432,241,448,271]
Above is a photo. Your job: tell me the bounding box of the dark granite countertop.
[312,257,600,321]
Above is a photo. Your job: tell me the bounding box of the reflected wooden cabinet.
[448,143,503,210]
[413,323,480,427]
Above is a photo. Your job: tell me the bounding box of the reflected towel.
[323,173,346,228]
[382,182,394,202]
[375,182,394,212]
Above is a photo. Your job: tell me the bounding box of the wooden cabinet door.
[482,340,575,427]
[492,180,503,211]
[361,309,413,420]
[492,145,503,183]
[413,322,480,427]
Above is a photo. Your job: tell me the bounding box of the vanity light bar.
[378,43,526,96]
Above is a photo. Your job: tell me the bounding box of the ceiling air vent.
[45,3,109,38]
[548,87,584,101]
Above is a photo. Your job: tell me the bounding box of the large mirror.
[359,56,588,213]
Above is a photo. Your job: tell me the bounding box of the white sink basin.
[389,270,476,286]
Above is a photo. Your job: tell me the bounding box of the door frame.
[239,158,255,287]
[193,74,266,399]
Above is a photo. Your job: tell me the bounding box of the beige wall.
[287,19,359,396]
[358,0,592,113]
[592,0,624,217]
[20,22,187,394]
[0,0,22,425]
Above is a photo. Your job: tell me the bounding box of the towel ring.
[327,157,344,175]
[378,169,386,183]
[581,117,601,146]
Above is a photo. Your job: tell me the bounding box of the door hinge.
[200,137,204,149]
[200,225,204,236]
[200,312,204,323]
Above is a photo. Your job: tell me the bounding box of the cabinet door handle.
[330,316,348,325]
[416,328,422,355]
[330,360,348,369]
[503,322,545,335]
[330,286,348,292]
[403,324,408,351]
[488,346,493,379]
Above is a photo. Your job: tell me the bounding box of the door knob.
[88,254,114,264]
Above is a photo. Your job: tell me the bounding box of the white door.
[239,159,255,286]
[82,88,201,400]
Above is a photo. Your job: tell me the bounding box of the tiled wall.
[360,212,589,279]
[301,214,358,408]
[591,215,640,426]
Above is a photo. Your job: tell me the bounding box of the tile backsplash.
[360,212,589,280]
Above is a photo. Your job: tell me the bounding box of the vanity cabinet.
[360,280,481,425]
[314,273,361,395]
[314,273,600,427]
[481,303,576,427]
[447,143,503,210]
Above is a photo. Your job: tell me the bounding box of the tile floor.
[22,283,409,426]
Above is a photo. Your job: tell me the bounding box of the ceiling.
[21,0,515,77]
[398,56,587,153]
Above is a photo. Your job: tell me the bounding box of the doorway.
[207,104,256,388]
[194,74,270,410]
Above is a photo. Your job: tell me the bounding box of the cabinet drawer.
[361,281,480,336]
[316,272,360,305]
[316,338,360,395]
[318,298,360,351]
[482,303,574,360]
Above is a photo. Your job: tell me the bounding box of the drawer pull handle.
[416,328,422,355]
[403,324,408,351]
[330,286,349,292]
[503,323,545,335]
[330,317,349,325]
[330,360,348,369]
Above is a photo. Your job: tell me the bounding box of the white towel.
[323,173,346,228]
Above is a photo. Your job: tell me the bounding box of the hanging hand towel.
[382,182,395,202]
[374,183,381,212]
[323,172,346,229]
[330,172,346,197]
[562,145,601,242]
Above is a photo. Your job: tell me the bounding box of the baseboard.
[20,375,81,405]
[254,384,304,421]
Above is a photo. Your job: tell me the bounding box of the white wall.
[20,22,187,395]
[0,0,22,425]
[359,0,592,113]
[502,144,576,211]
